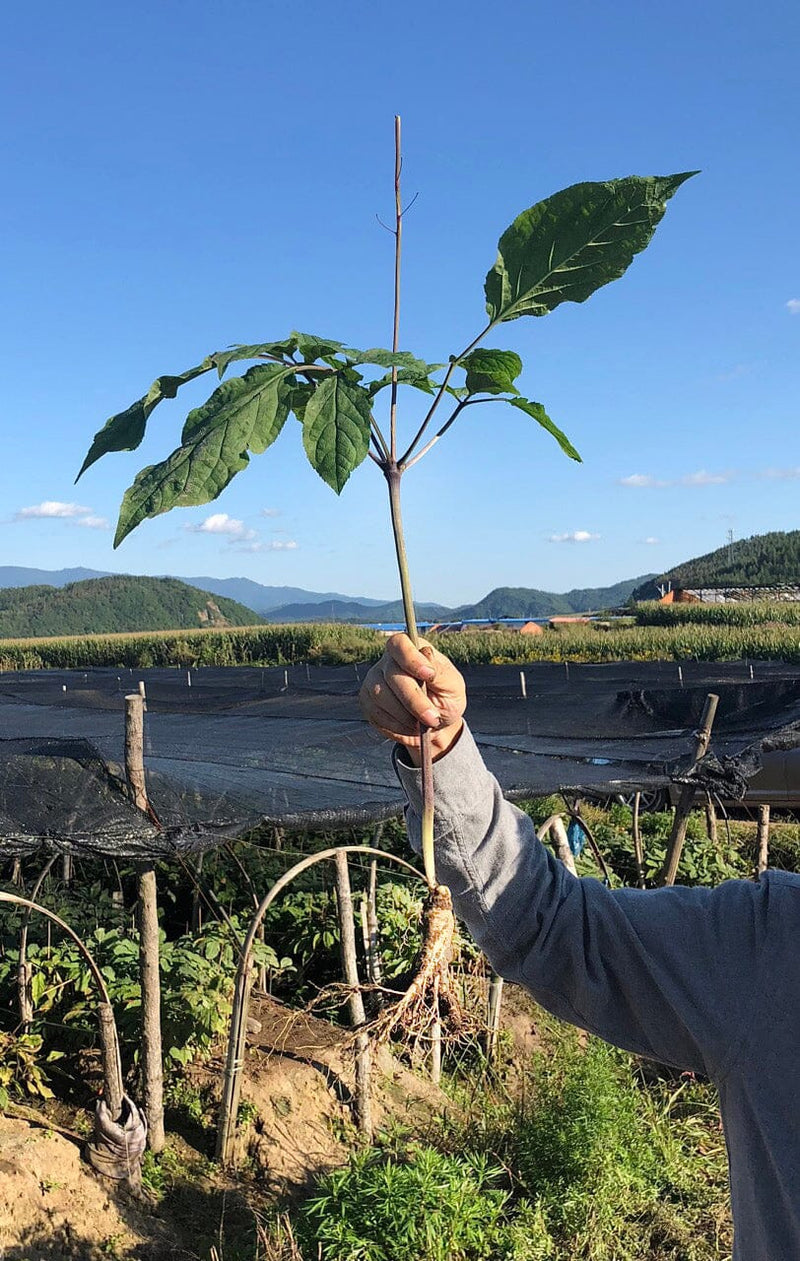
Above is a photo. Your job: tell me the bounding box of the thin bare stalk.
[385,465,436,887]
[390,115,402,462]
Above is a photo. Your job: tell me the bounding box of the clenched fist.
[359,633,466,764]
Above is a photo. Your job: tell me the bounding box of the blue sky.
[1,0,797,605]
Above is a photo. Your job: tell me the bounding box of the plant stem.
[385,465,436,888]
[397,322,492,466]
[390,115,402,462]
[402,397,489,470]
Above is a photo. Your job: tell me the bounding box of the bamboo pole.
[0,892,123,1115]
[125,693,165,1153]
[17,856,57,1030]
[334,851,372,1137]
[216,845,424,1166]
[658,693,719,887]
[756,804,771,877]
[366,859,383,1001]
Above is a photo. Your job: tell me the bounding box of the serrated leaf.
[114,363,295,546]
[288,381,317,420]
[213,332,354,378]
[302,374,373,493]
[510,397,582,462]
[485,173,697,324]
[77,358,215,479]
[367,366,442,398]
[460,348,523,395]
[346,348,440,373]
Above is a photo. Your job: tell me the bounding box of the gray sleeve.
[395,725,771,1078]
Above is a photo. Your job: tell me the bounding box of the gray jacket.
[395,724,799,1261]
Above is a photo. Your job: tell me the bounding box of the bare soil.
[0,987,543,1259]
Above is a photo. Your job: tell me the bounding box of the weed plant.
[287,1021,730,1260]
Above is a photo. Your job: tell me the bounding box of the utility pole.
[727,528,734,564]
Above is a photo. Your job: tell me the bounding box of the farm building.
[659,585,800,604]
[430,620,544,634]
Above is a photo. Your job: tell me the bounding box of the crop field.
[1,610,800,671]
[634,599,800,628]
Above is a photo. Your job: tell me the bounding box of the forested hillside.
[453,578,651,620]
[0,576,262,638]
[632,531,800,599]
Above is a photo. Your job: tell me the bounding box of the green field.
[1,612,800,670]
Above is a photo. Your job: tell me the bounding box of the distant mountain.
[452,578,653,621]
[181,576,386,614]
[264,598,450,624]
[632,531,800,600]
[266,578,651,624]
[0,567,386,614]
[0,566,115,589]
[0,577,262,638]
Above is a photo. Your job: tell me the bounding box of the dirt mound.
[0,1116,166,1259]
[209,993,454,1191]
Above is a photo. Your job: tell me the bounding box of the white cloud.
[548,530,600,544]
[15,501,92,520]
[232,539,299,554]
[643,537,661,545]
[681,470,733,486]
[761,466,800,480]
[260,507,281,518]
[186,513,256,541]
[786,299,800,315]
[75,515,110,530]
[618,474,668,488]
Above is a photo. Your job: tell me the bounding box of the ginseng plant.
[78,117,694,1039]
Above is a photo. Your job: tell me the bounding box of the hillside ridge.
[0,576,263,638]
[632,531,800,600]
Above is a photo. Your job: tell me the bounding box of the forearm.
[394,723,769,1076]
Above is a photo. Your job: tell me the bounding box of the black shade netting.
[0,660,798,859]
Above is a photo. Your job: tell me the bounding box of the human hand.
[359,634,466,762]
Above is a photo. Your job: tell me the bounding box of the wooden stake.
[125,693,165,1153]
[705,799,718,845]
[537,815,577,877]
[658,693,719,887]
[632,792,647,889]
[486,971,504,1064]
[334,851,372,1137]
[756,804,770,877]
[191,852,204,933]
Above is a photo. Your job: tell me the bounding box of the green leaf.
[302,374,373,493]
[113,363,295,546]
[213,332,354,378]
[367,365,443,398]
[77,358,215,479]
[460,348,522,395]
[484,173,697,324]
[509,397,582,462]
[346,348,441,373]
